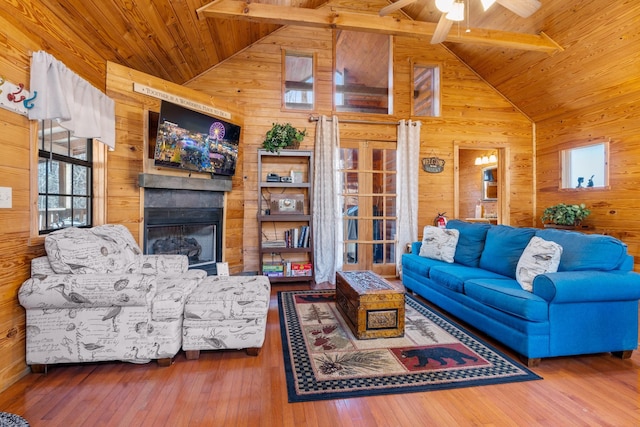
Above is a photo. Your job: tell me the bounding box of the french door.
[340,140,397,277]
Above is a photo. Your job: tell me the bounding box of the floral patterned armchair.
[18,224,206,371]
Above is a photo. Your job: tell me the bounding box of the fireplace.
[144,208,222,275]
[140,174,230,276]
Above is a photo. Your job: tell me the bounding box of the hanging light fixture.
[489,153,497,163]
[474,157,482,165]
[435,0,455,13]
[480,0,496,11]
[447,0,465,21]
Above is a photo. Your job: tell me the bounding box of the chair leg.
[246,347,261,356]
[156,357,174,367]
[185,350,200,360]
[30,364,47,374]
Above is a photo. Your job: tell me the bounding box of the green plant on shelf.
[262,122,306,153]
[541,203,591,226]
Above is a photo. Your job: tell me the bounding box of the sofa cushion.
[45,224,142,274]
[419,226,459,263]
[465,279,549,322]
[516,237,563,292]
[429,265,509,293]
[479,225,536,279]
[446,220,491,267]
[535,228,628,271]
[402,253,447,278]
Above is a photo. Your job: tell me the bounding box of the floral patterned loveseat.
[18,224,206,371]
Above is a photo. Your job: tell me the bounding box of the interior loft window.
[283,51,315,110]
[561,142,608,189]
[37,120,93,234]
[335,30,392,115]
[412,64,441,117]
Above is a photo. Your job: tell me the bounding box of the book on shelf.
[262,239,286,248]
[264,261,313,277]
[284,225,310,248]
[262,262,285,277]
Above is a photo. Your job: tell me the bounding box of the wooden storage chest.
[335,270,405,339]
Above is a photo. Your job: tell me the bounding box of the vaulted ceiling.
[3,0,638,123]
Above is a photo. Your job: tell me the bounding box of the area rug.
[278,290,541,402]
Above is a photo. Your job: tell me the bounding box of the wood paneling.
[536,91,640,265]
[105,62,246,274]
[187,25,533,272]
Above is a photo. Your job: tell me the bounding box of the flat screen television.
[154,101,241,176]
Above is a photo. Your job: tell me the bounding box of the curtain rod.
[308,115,409,126]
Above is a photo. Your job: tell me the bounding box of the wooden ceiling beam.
[196,0,563,54]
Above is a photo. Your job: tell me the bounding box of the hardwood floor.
[1,282,639,426]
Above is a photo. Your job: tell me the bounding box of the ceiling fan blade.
[495,0,541,18]
[379,0,418,17]
[431,13,454,44]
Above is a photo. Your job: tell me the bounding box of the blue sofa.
[402,220,640,365]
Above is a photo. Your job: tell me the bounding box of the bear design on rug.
[401,347,478,367]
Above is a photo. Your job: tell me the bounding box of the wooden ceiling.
[3,0,638,123]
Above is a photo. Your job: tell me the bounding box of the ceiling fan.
[379,0,542,44]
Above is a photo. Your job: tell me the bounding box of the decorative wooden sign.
[133,83,232,119]
[422,156,445,173]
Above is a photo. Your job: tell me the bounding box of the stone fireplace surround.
[139,173,231,275]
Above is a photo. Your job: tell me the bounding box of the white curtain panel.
[312,115,342,285]
[395,120,421,276]
[29,50,116,149]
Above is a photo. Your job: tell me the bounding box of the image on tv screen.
[154,101,241,176]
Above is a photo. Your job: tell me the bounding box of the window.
[283,51,314,110]
[561,142,608,189]
[335,30,391,115]
[412,63,441,117]
[37,120,93,234]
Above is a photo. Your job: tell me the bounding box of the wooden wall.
[186,27,534,272]
[536,91,640,260]
[0,0,636,398]
[104,62,246,272]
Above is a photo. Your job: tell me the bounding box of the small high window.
[561,142,608,189]
[412,63,441,117]
[283,51,314,110]
[37,120,93,233]
[335,30,391,115]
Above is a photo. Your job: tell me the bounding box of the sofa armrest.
[18,274,156,309]
[533,271,640,303]
[411,241,422,255]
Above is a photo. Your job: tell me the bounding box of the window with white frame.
[561,142,608,189]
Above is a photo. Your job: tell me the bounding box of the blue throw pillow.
[446,220,491,267]
[479,225,536,278]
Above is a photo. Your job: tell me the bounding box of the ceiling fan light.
[446,1,465,21]
[435,0,455,13]
[480,0,496,11]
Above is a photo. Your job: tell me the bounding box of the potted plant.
[262,122,306,153]
[541,203,591,228]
